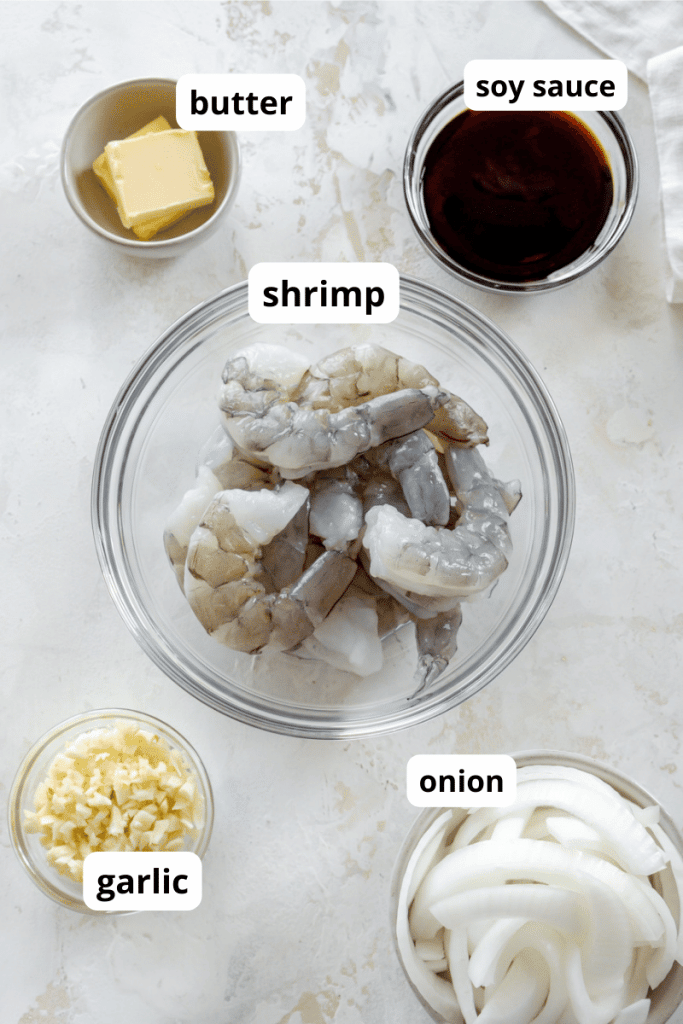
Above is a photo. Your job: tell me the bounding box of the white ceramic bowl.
[60,77,240,258]
[392,750,683,1024]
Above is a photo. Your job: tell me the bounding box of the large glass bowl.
[92,277,574,738]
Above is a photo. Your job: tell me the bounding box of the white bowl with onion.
[392,752,683,1024]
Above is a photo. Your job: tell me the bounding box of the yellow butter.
[93,116,192,240]
[105,129,214,231]
[92,115,171,203]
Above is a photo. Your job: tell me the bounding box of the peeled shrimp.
[184,481,356,653]
[164,342,521,687]
[309,474,364,551]
[164,464,223,589]
[363,445,515,602]
[362,430,451,527]
[218,343,488,477]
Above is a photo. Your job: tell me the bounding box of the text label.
[248,263,400,323]
[464,60,627,111]
[83,852,202,911]
[177,74,306,131]
[407,755,517,807]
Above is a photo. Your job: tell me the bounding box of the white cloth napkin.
[546,1,683,302]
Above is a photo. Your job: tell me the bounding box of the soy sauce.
[422,110,613,282]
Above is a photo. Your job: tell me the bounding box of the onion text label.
[83,852,202,911]
[177,74,305,131]
[464,60,627,111]
[248,263,400,324]
[407,755,517,807]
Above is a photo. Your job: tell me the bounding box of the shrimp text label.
[248,263,400,323]
[407,755,517,807]
[83,852,202,911]
[464,60,627,111]
[177,74,306,131]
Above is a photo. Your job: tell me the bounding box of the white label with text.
[83,852,202,911]
[177,74,306,130]
[464,60,627,111]
[407,755,517,807]
[248,263,400,323]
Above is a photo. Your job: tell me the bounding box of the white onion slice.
[479,948,548,1024]
[410,840,661,946]
[431,884,585,939]
[451,781,665,876]
[494,923,569,1024]
[612,999,650,1024]
[469,918,528,988]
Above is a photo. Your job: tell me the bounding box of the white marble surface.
[2,2,683,1022]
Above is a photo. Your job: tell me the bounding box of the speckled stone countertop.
[3,3,683,1023]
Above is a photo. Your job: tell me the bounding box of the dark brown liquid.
[422,110,613,282]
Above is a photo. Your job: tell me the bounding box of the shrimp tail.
[411,606,463,695]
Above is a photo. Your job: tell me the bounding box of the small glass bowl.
[404,82,638,294]
[391,750,683,1023]
[8,708,214,914]
[92,277,574,739]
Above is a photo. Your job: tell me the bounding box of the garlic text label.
[464,60,627,111]
[83,852,202,911]
[248,263,400,323]
[407,755,517,807]
[177,74,305,131]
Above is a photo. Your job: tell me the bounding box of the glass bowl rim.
[8,706,214,914]
[91,276,576,739]
[403,80,639,294]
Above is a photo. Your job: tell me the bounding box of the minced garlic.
[24,720,204,882]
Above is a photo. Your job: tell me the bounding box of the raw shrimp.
[164,464,223,590]
[163,435,276,591]
[218,343,488,477]
[309,475,364,551]
[165,341,520,687]
[362,430,451,527]
[184,481,356,653]
[362,445,517,602]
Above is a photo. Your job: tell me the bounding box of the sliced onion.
[647,820,683,962]
[399,764,680,1024]
[492,923,569,1024]
[565,943,624,1024]
[478,948,548,1024]
[612,999,650,1024]
[449,781,665,876]
[410,840,661,945]
[469,918,529,988]
[447,928,478,1024]
[431,884,585,939]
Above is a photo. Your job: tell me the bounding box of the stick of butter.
[92,117,194,240]
[105,129,214,236]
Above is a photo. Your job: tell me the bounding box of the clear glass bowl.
[8,709,214,914]
[92,277,574,738]
[404,82,638,294]
[391,750,683,1024]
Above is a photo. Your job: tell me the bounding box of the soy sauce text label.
[464,60,627,111]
